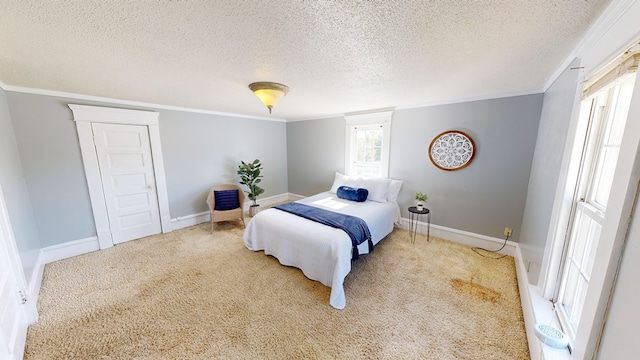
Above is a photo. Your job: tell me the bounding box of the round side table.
[408,206,431,244]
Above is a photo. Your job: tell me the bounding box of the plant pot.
[416,202,424,211]
[249,204,260,217]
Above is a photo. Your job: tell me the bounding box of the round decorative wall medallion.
[428,130,476,171]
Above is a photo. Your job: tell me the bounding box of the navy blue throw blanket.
[274,202,373,260]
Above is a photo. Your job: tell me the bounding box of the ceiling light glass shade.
[249,82,289,114]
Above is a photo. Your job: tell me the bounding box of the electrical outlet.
[504,227,512,237]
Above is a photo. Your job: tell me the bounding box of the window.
[350,124,384,178]
[588,81,633,209]
[555,72,636,347]
[345,111,392,178]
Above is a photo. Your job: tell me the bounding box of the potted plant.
[414,192,428,211]
[238,159,265,216]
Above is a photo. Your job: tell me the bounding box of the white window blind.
[582,47,639,99]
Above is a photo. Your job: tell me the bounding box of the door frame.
[69,104,171,249]
[0,183,37,359]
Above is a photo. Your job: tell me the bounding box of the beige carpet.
[25,222,529,359]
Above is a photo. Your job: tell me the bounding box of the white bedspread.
[243,192,398,309]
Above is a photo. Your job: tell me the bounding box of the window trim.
[538,46,640,358]
[541,46,640,299]
[344,111,392,178]
[570,72,640,359]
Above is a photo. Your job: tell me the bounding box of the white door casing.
[70,105,171,249]
[0,267,24,360]
[92,123,162,244]
[0,184,37,360]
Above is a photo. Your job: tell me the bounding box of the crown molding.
[287,112,345,122]
[543,0,638,91]
[394,89,543,111]
[0,84,287,123]
[289,90,543,123]
[573,0,637,59]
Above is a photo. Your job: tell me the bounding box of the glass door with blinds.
[555,71,637,346]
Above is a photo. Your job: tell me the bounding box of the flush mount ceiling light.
[249,82,289,114]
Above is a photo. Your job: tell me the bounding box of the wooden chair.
[206,184,246,231]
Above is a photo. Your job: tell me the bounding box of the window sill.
[528,284,571,360]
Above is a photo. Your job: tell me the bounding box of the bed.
[243,175,402,309]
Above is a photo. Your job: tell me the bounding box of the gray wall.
[287,116,345,195]
[159,110,288,217]
[287,94,544,241]
[8,93,98,247]
[6,92,288,246]
[518,59,580,284]
[0,88,41,279]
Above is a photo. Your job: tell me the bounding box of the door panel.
[0,273,15,359]
[1,274,24,360]
[0,190,29,360]
[93,123,161,244]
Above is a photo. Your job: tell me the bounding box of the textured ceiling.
[0,1,611,120]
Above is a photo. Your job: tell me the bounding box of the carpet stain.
[78,285,98,296]
[451,278,502,303]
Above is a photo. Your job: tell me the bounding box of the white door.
[0,185,30,360]
[92,123,162,244]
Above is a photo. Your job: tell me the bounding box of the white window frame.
[538,47,640,359]
[554,85,612,342]
[344,111,392,178]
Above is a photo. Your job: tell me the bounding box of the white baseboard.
[28,252,45,317]
[171,192,296,230]
[171,211,210,230]
[287,193,306,201]
[41,236,100,264]
[398,217,518,257]
[28,236,100,318]
[515,245,543,360]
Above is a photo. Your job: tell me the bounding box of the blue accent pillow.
[214,189,240,211]
[336,186,368,202]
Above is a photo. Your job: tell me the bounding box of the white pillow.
[359,178,391,202]
[329,172,360,193]
[387,179,403,202]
